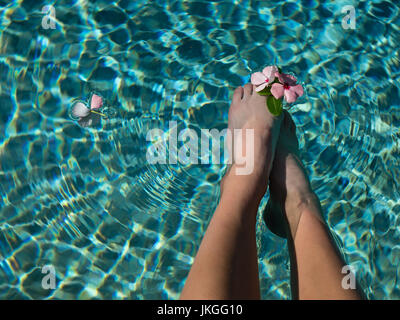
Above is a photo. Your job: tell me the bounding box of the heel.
[263,198,287,238]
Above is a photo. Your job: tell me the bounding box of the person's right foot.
[264,111,318,239]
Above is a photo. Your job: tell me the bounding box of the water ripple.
[0,0,399,299]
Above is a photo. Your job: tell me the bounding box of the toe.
[243,83,253,99]
[232,86,244,103]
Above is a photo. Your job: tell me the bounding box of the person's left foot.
[263,111,317,239]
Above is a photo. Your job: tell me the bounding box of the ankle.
[270,191,320,238]
[285,190,317,211]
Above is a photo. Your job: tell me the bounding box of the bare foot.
[221,83,283,205]
[264,111,319,239]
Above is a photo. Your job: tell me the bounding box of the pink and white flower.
[271,73,304,103]
[71,93,104,127]
[251,66,278,92]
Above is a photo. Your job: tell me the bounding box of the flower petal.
[78,116,93,127]
[284,88,298,103]
[71,101,90,118]
[277,73,297,86]
[90,94,103,110]
[271,83,284,99]
[78,113,101,127]
[262,66,278,79]
[251,72,267,85]
[255,82,268,92]
[269,74,276,83]
[291,84,304,97]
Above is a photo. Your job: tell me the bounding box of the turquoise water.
[0,0,399,299]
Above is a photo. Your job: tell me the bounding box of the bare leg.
[267,111,362,300]
[180,84,282,299]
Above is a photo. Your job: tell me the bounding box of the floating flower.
[70,93,105,127]
[271,73,304,103]
[251,66,278,92]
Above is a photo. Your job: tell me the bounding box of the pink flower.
[271,73,304,103]
[251,66,278,92]
[71,93,104,127]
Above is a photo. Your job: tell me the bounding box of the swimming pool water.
[0,0,399,299]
